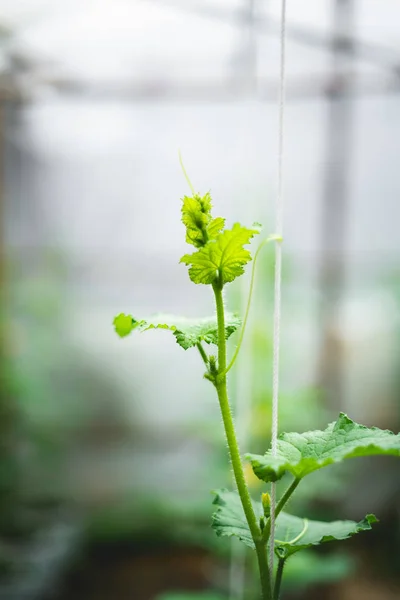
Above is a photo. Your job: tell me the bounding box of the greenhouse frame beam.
[1,72,399,104]
[147,0,400,76]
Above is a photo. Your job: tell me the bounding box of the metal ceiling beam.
[1,72,399,104]
[146,0,400,76]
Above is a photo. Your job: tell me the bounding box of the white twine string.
[269,0,287,579]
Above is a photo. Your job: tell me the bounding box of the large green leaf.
[180,223,259,285]
[113,313,241,350]
[211,490,377,557]
[212,489,255,549]
[247,413,400,483]
[274,511,377,558]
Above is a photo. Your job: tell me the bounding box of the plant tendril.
[217,234,283,381]
[179,150,196,196]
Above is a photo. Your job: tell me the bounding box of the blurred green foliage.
[282,551,354,591]
[154,551,354,600]
[156,594,226,600]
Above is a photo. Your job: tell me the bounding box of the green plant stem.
[262,478,300,543]
[212,281,272,600]
[273,558,285,600]
[196,342,209,367]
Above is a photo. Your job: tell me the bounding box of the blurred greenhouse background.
[0,1,400,599]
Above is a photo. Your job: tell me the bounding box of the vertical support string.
[269,0,287,580]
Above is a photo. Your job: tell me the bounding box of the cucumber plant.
[113,179,400,600]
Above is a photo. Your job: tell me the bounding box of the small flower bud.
[209,355,218,374]
[262,492,271,517]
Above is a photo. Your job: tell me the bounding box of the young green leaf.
[113,313,137,337]
[181,193,225,248]
[211,490,377,557]
[246,413,400,483]
[180,223,259,285]
[113,312,241,350]
[207,217,225,240]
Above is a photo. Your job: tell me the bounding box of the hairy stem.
[263,478,300,543]
[196,342,209,367]
[212,281,272,600]
[273,558,285,600]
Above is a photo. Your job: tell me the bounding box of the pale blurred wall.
[2,0,400,503]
